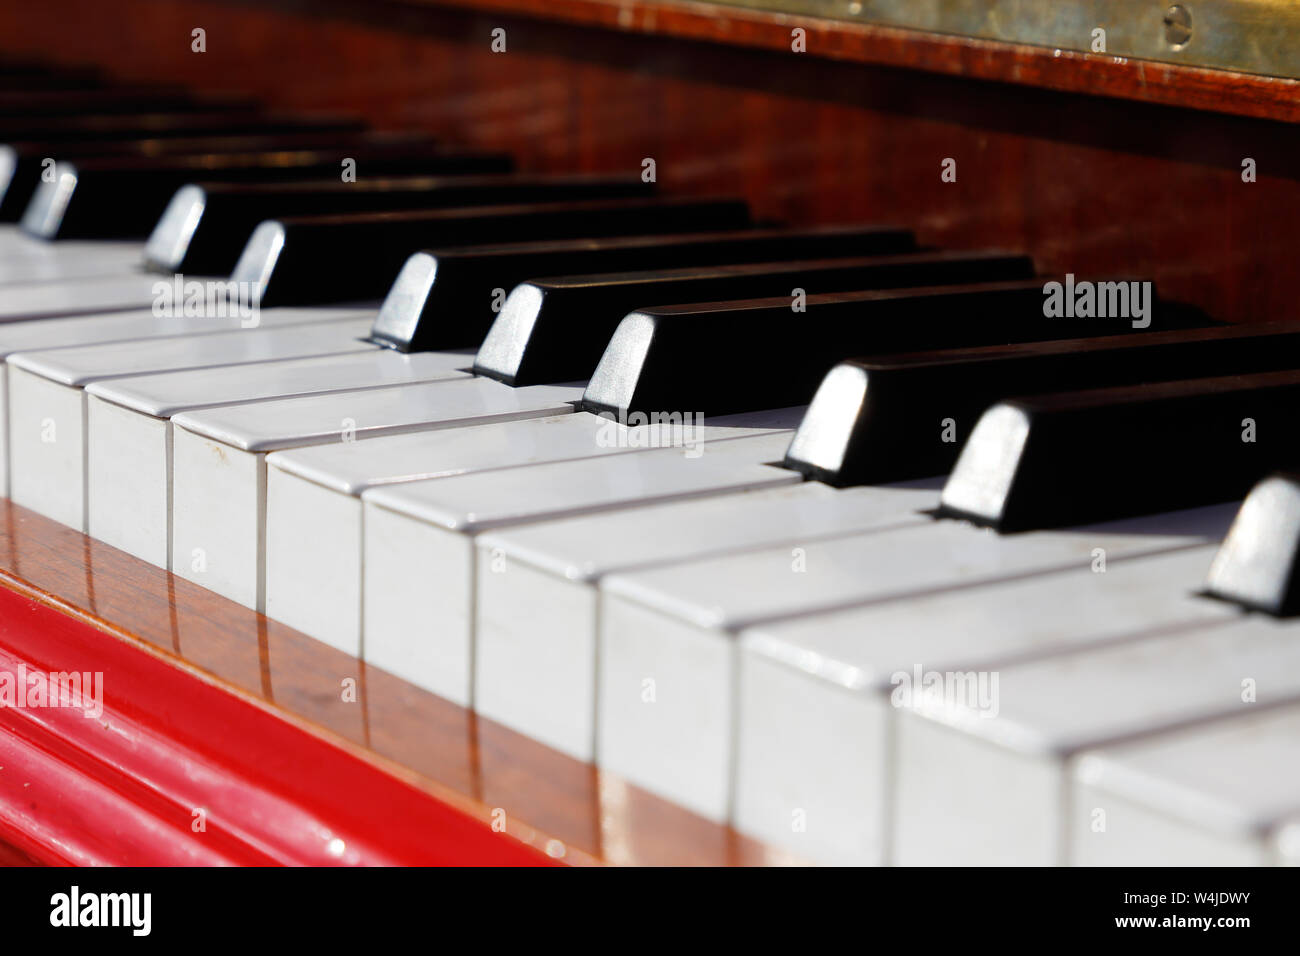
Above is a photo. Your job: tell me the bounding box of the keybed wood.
[0,500,788,865]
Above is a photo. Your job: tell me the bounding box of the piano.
[1,0,1299,867]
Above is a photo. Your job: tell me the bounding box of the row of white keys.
[890,611,1300,866]
[0,304,373,498]
[83,346,478,567]
[1072,698,1300,866]
[265,408,806,691]
[472,478,939,761]
[733,545,1238,864]
[169,377,586,611]
[595,504,1236,830]
[358,431,801,711]
[6,313,375,529]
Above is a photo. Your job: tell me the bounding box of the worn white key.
[890,611,1300,865]
[0,237,138,259]
[360,432,799,709]
[84,349,474,567]
[0,224,38,250]
[0,305,371,498]
[734,546,1237,865]
[0,273,170,321]
[1071,701,1300,866]
[597,505,1234,825]
[172,378,584,611]
[266,408,801,671]
[1276,816,1300,865]
[0,225,137,260]
[472,479,936,761]
[0,242,144,283]
[6,316,373,530]
[0,305,369,360]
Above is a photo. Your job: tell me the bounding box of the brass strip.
[717,1,1299,79]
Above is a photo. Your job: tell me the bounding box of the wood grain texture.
[0,501,786,866]
[390,0,1300,122]
[0,0,1295,328]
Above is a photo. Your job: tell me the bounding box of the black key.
[579,277,1172,420]
[788,321,1300,486]
[370,224,916,352]
[0,63,102,90]
[4,127,435,166]
[17,147,515,238]
[236,197,752,308]
[0,112,376,228]
[1203,472,1300,616]
[0,87,253,118]
[146,173,654,275]
[0,110,363,141]
[4,115,369,221]
[938,369,1300,533]
[0,132,454,222]
[475,250,1035,385]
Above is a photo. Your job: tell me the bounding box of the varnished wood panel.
[404,0,1300,122]
[0,0,1294,327]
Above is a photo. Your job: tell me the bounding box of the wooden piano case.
[0,0,1297,865]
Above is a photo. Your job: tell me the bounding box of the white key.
[360,433,798,710]
[734,546,1237,865]
[172,378,584,611]
[0,304,371,498]
[1071,701,1300,866]
[0,242,143,283]
[0,225,136,262]
[0,305,370,362]
[1277,816,1300,866]
[6,316,373,530]
[473,479,936,761]
[0,273,168,321]
[596,505,1234,825]
[266,407,803,671]
[889,612,1300,865]
[0,237,138,260]
[84,349,474,567]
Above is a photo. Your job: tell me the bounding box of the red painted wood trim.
[0,583,552,866]
[0,837,42,866]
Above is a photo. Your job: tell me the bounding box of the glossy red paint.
[0,583,553,867]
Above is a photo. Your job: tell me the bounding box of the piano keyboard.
[5,59,1300,869]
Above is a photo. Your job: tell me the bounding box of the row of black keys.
[11,59,1300,613]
